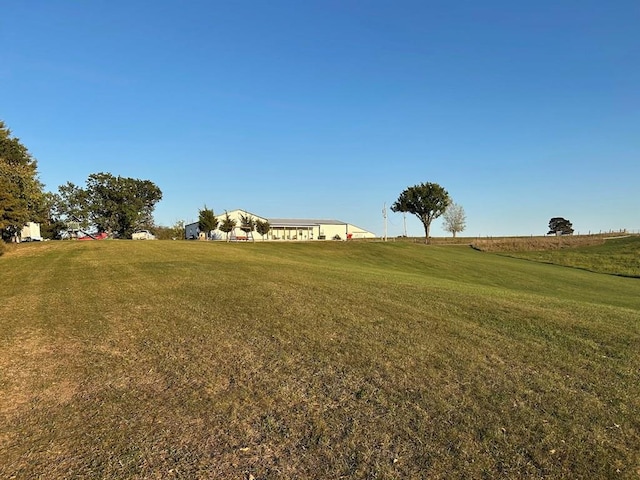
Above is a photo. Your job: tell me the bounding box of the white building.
[185,209,375,241]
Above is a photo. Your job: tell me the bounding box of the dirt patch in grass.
[0,329,79,431]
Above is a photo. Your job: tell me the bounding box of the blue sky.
[2,1,638,237]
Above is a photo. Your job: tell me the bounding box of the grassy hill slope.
[502,235,640,277]
[1,241,639,479]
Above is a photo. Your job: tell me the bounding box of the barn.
[185,209,375,241]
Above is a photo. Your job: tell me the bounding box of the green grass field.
[1,240,639,479]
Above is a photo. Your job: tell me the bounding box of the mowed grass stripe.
[1,240,638,479]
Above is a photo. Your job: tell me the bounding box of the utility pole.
[403,212,407,237]
[382,203,388,241]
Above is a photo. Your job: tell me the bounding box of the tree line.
[0,120,162,243]
[1,119,577,246]
[392,183,575,242]
[197,206,270,241]
[54,173,162,239]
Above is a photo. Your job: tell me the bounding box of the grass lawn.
[1,240,639,479]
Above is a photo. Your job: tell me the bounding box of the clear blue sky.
[2,1,638,237]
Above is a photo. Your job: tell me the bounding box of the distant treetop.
[548,217,574,235]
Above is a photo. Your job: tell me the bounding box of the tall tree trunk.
[423,221,430,244]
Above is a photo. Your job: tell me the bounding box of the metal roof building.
[186,209,375,241]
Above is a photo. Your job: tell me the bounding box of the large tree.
[87,173,162,237]
[391,182,450,244]
[54,173,162,238]
[548,217,574,235]
[0,175,29,240]
[198,205,218,239]
[39,191,68,240]
[54,181,91,230]
[0,121,45,241]
[442,202,466,238]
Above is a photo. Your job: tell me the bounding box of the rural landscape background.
[1,236,638,478]
[3,1,639,236]
[2,1,639,478]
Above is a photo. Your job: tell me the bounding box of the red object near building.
[78,232,108,240]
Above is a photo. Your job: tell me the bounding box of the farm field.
[1,240,639,479]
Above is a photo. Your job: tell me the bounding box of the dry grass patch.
[471,235,608,252]
[497,235,640,277]
[0,329,80,446]
[1,240,60,258]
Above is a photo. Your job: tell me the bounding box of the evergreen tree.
[219,211,237,241]
[198,205,218,239]
[239,213,256,241]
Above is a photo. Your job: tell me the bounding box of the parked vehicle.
[132,230,156,240]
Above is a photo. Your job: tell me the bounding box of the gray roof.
[267,218,347,227]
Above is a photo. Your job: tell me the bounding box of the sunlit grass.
[1,240,639,478]
[500,235,640,277]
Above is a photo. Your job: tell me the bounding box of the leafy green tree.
[39,192,68,240]
[442,202,466,238]
[255,219,271,240]
[548,217,574,235]
[86,173,162,237]
[391,182,451,244]
[54,173,162,238]
[53,182,91,230]
[198,206,218,240]
[0,175,29,240]
[239,213,255,240]
[219,211,236,242]
[0,121,45,241]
